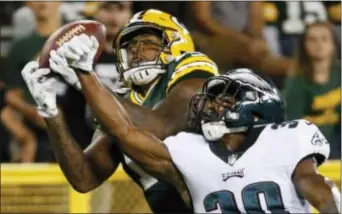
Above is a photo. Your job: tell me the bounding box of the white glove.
[56,33,99,72]
[49,50,82,90]
[21,61,58,118]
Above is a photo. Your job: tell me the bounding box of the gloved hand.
[21,61,58,118]
[49,50,82,90]
[56,33,99,72]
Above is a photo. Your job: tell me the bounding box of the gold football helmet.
[114,9,195,86]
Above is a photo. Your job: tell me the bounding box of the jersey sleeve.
[166,52,219,93]
[288,119,330,176]
[163,132,201,173]
[163,133,188,168]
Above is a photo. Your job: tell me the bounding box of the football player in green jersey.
[22,9,218,213]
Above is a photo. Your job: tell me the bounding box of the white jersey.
[164,119,330,213]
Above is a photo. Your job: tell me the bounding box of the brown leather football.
[38,20,106,68]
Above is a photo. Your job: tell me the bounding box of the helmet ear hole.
[244,91,258,101]
[252,112,261,121]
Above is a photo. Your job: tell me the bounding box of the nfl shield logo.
[228,154,238,166]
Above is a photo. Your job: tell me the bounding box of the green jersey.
[5,33,47,103]
[127,51,218,107]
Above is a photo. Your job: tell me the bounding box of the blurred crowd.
[0,1,340,163]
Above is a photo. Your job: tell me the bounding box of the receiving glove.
[21,61,58,118]
[56,33,99,72]
[49,50,82,90]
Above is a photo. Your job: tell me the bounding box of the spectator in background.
[2,1,63,162]
[3,1,94,162]
[187,2,266,69]
[90,1,132,93]
[324,1,341,58]
[134,1,186,23]
[0,81,11,162]
[263,1,340,58]
[12,4,36,41]
[282,22,341,159]
[11,2,90,41]
[186,1,292,78]
[1,88,37,162]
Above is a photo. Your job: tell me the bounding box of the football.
[38,20,107,68]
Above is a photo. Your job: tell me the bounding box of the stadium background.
[0,1,341,213]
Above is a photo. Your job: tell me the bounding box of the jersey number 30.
[203,181,289,213]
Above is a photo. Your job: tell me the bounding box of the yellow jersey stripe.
[167,63,218,91]
[174,61,218,75]
[175,55,213,71]
[129,77,162,105]
[137,92,144,101]
[171,61,218,82]
[129,91,140,105]
[134,92,144,104]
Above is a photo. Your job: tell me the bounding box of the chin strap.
[201,121,269,141]
[201,121,248,141]
[123,62,166,86]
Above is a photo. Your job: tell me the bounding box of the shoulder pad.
[294,119,330,165]
[167,52,219,93]
[266,119,330,175]
[163,132,206,172]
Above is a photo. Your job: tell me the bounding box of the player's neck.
[221,133,245,152]
[36,15,62,37]
[135,79,158,97]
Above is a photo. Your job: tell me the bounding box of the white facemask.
[123,61,166,86]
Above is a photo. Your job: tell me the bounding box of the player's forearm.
[296,173,340,213]
[77,72,132,137]
[77,71,168,139]
[114,96,171,139]
[44,113,101,192]
[319,201,340,213]
[76,72,175,178]
[317,179,340,213]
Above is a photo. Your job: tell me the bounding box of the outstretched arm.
[76,71,190,205]
[20,61,120,193]
[44,114,120,193]
[292,157,340,213]
[50,34,207,140]
[77,71,172,176]
[77,70,204,140]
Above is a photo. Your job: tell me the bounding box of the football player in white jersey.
[23,66,340,213]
